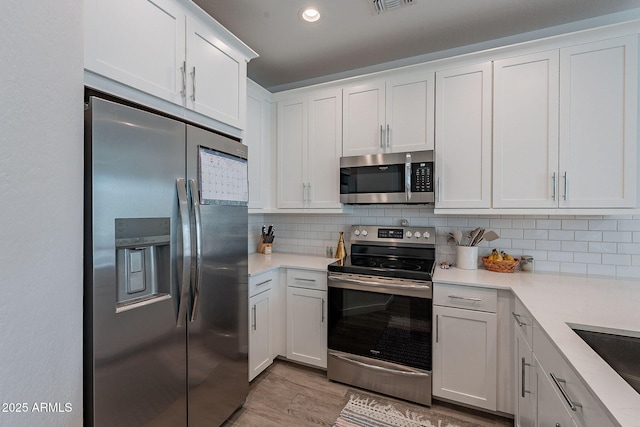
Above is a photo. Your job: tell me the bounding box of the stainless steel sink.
[571,325,640,394]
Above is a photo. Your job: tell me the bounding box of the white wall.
[0,2,84,426]
[257,208,640,279]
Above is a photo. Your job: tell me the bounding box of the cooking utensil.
[468,227,482,246]
[452,230,463,246]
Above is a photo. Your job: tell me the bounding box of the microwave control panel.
[412,162,433,192]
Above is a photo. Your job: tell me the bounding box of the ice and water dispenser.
[115,217,171,312]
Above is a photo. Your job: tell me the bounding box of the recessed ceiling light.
[301,7,321,23]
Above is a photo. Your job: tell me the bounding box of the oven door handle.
[328,274,430,291]
[330,352,430,377]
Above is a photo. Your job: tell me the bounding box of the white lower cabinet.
[535,354,577,427]
[433,284,498,410]
[249,289,272,381]
[248,270,277,381]
[286,269,327,368]
[514,324,536,427]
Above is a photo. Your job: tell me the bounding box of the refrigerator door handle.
[189,179,203,322]
[176,178,192,327]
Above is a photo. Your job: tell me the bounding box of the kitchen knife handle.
[176,178,192,327]
[189,179,202,323]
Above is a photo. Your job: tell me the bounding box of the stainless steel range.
[327,225,436,406]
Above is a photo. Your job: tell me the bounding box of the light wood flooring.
[223,360,513,426]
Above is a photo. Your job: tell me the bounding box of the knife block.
[258,237,272,255]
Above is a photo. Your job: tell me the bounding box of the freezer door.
[85,97,188,427]
[185,125,249,426]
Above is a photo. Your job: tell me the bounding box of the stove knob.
[414,231,422,239]
[406,231,413,238]
[423,231,431,239]
[354,229,360,236]
[361,229,368,237]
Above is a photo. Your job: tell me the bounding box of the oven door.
[327,272,433,405]
[327,273,432,370]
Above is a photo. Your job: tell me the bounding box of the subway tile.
[548,230,575,240]
[561,241,589,252]
[588,264,616,277]
[512,219,536,229]
[562,219,589,230]
[589,219,618,231]
[536,240,561,251]
[561,263,587,275]
[603,231,632,243]
[547,251,573,262]
[574,230,602,241]
[523,229,548,240]
[535,260,560,272]
[588,241,617,253]
[511,239,536,250]
[536,219,562,229]
[490,218,512,228]
[602,253,631,266]
[574,252,602,264]
[617,220,640,231]
[500,229,524,239]
[617,243,640,255]
[616,266,640,279]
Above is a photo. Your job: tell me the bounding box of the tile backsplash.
[250,206,640,279]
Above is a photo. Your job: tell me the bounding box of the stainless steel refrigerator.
[84,96,248,426]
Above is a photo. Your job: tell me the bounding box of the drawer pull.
[255,278,273,287]
[512,312,528,327]
[294,277,317,282]
[448,295,482,302]
[550,373,582,411]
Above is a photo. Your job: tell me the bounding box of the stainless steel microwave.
[340,150,434,204]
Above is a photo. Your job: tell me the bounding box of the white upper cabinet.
[85,0,186,105]
[559,36,638,208]
[493,51,560,208]
[277,89,343,210]
[246,81,271,210]
[343,72,435,156]
[185,16,247,129]
[435,62,493,209]
[84,0,256,130]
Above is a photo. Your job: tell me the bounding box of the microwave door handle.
[405,153,412,202]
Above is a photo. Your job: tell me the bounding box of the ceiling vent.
[373,0,415,14]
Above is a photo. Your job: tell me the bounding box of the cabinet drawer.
[512,297,534,348]
[249,269,277,297]
[287,269,327,291]
[533,322,616,427]
[433,283,497,313]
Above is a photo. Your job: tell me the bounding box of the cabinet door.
[342,81,386,156]
[277,97,307,208]
[433,305,497,410]
[514,325,536,427]
[186,17,246,129]
[286,287,327,368]
[247,82,271,210]
[308,89,343,209]
[535,355,576,427]
[84,0,185,105]
[493,51,559,208]
[249,290,272,381]
[386,73,435,153]
[559,36,638,208]
[435,62,492,208]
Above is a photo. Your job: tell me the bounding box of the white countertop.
[434,268,640,427]
[248,252,337,276]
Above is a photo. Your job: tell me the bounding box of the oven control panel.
[351,225,436,246]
